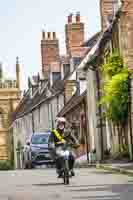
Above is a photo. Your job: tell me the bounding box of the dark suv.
[23,132,54,168]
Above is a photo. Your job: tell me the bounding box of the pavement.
[96,161,133,176]
[0,168,133,199]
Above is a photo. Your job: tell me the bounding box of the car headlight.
[31,151,36,158]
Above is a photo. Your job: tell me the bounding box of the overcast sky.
[0,0,100,89]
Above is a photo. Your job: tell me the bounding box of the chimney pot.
[16,56,19,65]
[47,32,51,39]
[76,12,80,23]
[53,32,56,39]
[68,13,73,23]
[42,31,45,39]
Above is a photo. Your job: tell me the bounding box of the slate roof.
[82,32,101,47]
[57,91,87,117]
[13,79,64,120]
[50,79,64,93]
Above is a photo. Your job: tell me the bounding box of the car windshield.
[31,134,49,145]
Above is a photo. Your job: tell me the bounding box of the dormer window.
[46,89,52,97]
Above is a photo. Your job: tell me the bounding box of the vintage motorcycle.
[56,143,73,185]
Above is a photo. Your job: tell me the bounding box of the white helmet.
[55,117,66,130]
[56,117,66,123]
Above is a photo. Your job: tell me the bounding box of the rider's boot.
[57,169,63,178]
[70,169,75,176]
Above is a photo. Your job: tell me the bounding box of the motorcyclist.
[48,117,79,178]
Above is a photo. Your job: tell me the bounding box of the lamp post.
[31,111,35,134]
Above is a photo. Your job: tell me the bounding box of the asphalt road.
[0,168,133,199]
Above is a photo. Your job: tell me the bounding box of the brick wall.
[100,0,133,70]
[65,13,84,56]
[120,0,133,70]
[100,0,115,31]
[41,32,60,75]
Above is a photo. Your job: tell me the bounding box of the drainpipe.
[95,68,104,161]
[31,111,35,134]
[83,100,89,163]
[50,103,54,129]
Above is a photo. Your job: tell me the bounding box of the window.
[63,64,70,77]
[72,124,80,140]
[31,134,49,145]
[52,72,61,83]
[73,57,81,67]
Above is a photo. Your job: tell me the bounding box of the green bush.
[100,52,129,124]
[0,160,12,170]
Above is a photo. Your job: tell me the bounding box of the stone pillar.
[16,57,20,89]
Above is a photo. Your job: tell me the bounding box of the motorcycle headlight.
[59,150,70,157]
[64,150,69,157]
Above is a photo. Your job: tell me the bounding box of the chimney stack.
[65,12,84,56]
[47,32,51,39]
[76,12,80,23]
[53,32,56,39]
[100,0,115,31]
[64,80,77,103]
[68,13,73,23]
[42,31,45,39]
[41,31,60,76]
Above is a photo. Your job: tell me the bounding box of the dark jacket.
[48,128,79,149]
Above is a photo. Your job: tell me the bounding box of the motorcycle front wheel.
[63,159,69,185]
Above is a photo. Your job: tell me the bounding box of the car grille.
[36,154,51,161]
